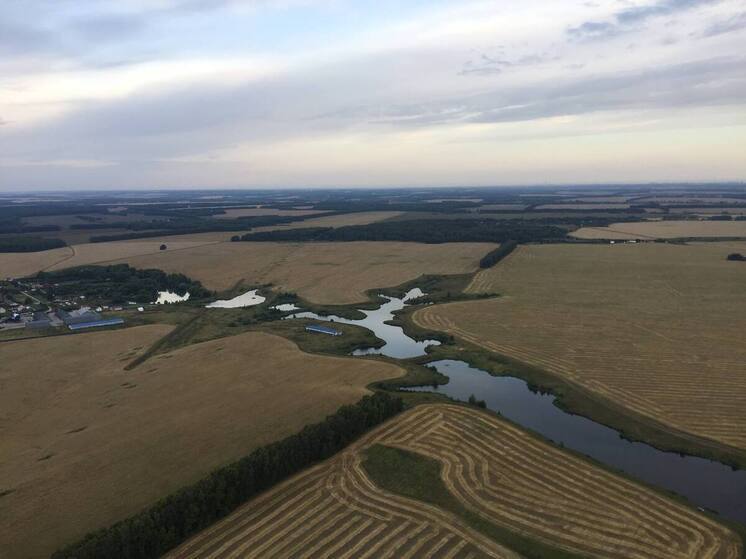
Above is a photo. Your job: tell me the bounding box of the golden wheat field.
[571,220,746,239]
[414,243,746,451]
[0,328,402,558]
[111,241,494,304]
[169,404,740,559]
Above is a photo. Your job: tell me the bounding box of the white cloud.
[1,0,745,189]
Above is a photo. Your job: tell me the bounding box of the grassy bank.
[362,444,586,559]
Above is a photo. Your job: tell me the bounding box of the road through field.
[169,405,740,559]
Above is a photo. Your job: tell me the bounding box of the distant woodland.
[240,219,567,244]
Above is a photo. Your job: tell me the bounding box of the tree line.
[240,219,567,244]
[51,393,404,559]
[87,214,326,242]
[479,240,518,268]
[34,264,212,304]
[0,236,67,253]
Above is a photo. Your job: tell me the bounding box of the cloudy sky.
[1,0,745,190]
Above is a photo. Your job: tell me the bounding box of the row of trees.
[35,264,212,304]
[240,219,567,244]
[479,240,518,268]
[0,236,67,253]
[52,393,404,559]
[88,214,319,242]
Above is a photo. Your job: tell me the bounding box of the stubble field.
[571,220,746,239]
[250,210,403,231]
[169,404,739,559]
[111,241,494,304]
[0,327,402,558]
[414,243,746,451]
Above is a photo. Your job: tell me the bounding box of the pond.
[405,360,746,525]
[206,289,266,309]
[285,288,441,359]
[153,291,190,304]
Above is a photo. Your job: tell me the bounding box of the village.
[0,277,127,332]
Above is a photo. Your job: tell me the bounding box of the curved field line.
[167,405,740,559]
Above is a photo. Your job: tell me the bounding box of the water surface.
[154,291,190,304]
[286,288,440,359]
[406,360,746,525]
[206,289,266,309]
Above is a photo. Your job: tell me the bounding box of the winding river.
[285,288,441,359]
[406,360,746,525]
[285,287,746,524]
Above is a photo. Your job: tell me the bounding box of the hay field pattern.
[170,405,739,559]
[415,243,746,450]
[0,329,403,558]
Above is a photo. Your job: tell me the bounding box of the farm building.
[68,318,125,331]
[57,307,102,325]
[305,324,343,336]
[27,312,52,329]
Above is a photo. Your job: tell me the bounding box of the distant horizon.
[2,181,746,195]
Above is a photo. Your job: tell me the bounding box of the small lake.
[406,360,746,525]
[154,291,190,304]
[285,288,440,359]
[206,289,266,309]
[271,303,300,311]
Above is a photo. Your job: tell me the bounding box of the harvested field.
[215,208,325,219]
[536,203,630,210]
[571,220,746,239]
[0,328,403,558]
[414,243,746,450]
[170,404,739,559]
[475,204,528,211]
[110,241,494,304]
[571,196,634,203]
[251,210,403,232]
[669,207,746,215]
[632,197,746,205]
[0,238,222,278]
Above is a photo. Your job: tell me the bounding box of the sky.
[1,0,745,190]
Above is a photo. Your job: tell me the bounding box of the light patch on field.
[571,220,746,239]
[215,208,325,219]
[251,211,403,233]
[536,203,630,210]
[111,241,495,305]
[669,207,746,215]
[415,243,746,450]
[170,405,740,559]
[0,327,403,558]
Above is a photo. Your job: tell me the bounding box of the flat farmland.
[414,243,746,451]
[0,328,402,558]
[536,203,630,210]
[0,238,221,278]
[250,210,403,232]
[571,220,746,239]
[215,208,325,219]
[112,241,495,304]
[169,404,739,559]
